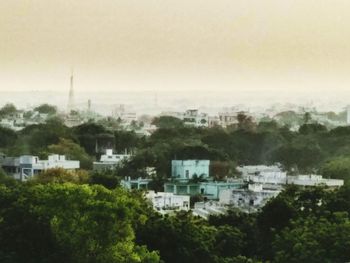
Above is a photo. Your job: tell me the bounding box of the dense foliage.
[1,115,350,261]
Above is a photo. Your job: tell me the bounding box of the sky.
[1,0,350,108]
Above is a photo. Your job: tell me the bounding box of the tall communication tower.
[67,70,75,113]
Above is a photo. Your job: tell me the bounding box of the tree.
[89,170,121,189]
[47,138,93,169]
[273,213,350,263]
[0,103,17,118]
[33,168,89,184]
[0,126,17,148]
[136,212,217,263]
[299,123,327,135]
[303,112,312,124]
[236,112,256,132]
[152,116,184,129]
[321,156,350,184]
[34,104,57,115]
[0,183,160,263]
[114,130,141,153]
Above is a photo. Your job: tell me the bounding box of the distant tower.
[67,70,75,113]
[88,99,91,112]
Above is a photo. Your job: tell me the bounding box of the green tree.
[273,213,350,263]
[47,138,93,169]
[33,168,89,184]
[321,156,350,184]
[89,170,121,189]
[34,104,57,115]
[0,103,17,118]
[152,116,184,129]
[0,183,160,263]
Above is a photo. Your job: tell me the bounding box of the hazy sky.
[1,0,350,99]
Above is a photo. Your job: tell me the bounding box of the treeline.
[1,115,350,261]
[2,116,350,184]
[1,171,350,262]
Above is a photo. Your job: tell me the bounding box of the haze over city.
[1,0,350,111]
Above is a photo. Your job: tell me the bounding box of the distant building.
[146,191,190,214]
[219,184,281,213]
[120,177,152,190]
[164,179,244,200]
[171,160,210,181]
[238,165,344,188]
[208,116,220,127]
[112,104,137,123]
[192,201,227,219]
[287,174,344,187]
[1,154,80,181]
[218,111,238,128]
[183,109,209,127]
[237,165,287,185]
[160,109,209,128]
[93,149,130,171]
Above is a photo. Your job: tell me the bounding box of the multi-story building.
[183,109,209,127]
[238,165,344,188]
[146,191,190,214]
[164,179,244,199]
[1,154,80,181]
[218,111,237,128]
[219,184,281,213]
[171,160,210,181]
[93,149,130,171]
[120,177,152,190]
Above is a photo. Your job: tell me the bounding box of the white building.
[238,165,288,185]
[93,149,130,171]
[112,104,137,123]
[238,165,344,188]
[218,111,238,128]
[219,184,281,213]
[1,154,80,181]
[120,177,152,190]
[160,109,209,128]
[146,191,190,214]
[183,109,209,127]
[171,160,210,181]
[192,201,227,219]
[287,174,344,187]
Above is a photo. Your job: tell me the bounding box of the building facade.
[219,184,281,213]
[146,191,190,214]
[93,149,130,171]
[171,160,210,181]
[1,154,80,181]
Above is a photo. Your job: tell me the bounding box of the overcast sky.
[1,0,350,100]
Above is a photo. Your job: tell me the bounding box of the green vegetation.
[34,104,57,115]
[1,114,350,261]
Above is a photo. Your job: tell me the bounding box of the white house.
[1,154,80,181]
[237,165,344,188]
[238,165,288,185]
[146,191,190,214]
[120,177,152,190]
[287,175,344,187]
[219,184,281,213]
[93,149,130,171]
[160,109,209,128]
[171,160,210,181]
[183,109,209,127]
